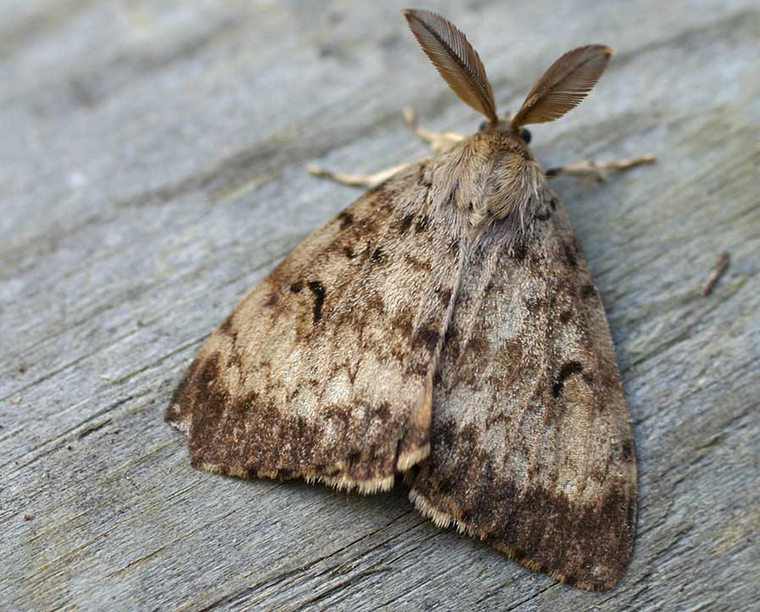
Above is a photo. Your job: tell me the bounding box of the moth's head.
[478,118,532,147]
[452,126,542,226]
[404,8,611,149]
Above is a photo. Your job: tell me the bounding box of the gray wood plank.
[1,1,758,610]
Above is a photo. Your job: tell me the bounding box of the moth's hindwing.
[166,162,464,493]
[407,190,637,590]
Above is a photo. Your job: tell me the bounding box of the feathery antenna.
[404,9,498,124]
[511,45,611,127]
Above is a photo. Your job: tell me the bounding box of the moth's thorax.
[433,130,543,229]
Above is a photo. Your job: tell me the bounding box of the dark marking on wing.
[552,361,584,398]
[415,215,431,233]
[620,438,635,462]
[197,353,222,404]
[417,164,433,188]
[337,211,354,230]
[511,242,527,261]
[524,295,546,314]
[437,286,453,304]
[563,242,578,268]
[417,326,441,350]
[397,214,415,233]
[307,281,326,324]
[581,284,597,299]
[219,313,234,333]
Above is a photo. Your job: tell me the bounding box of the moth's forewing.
[408,186,637,590]
[166,162,465,492]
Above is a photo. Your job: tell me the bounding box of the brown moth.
[166,8,646,591]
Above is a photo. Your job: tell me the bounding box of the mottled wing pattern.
[407,189,637,589]
[166,162,465,492]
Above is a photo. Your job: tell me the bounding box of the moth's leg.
[402,107,464,154]
[545,153,655,182]
[306,107,464,188]
[307,108,464,188]
[307,162,411,188]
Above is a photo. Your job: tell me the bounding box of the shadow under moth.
[166,8,654,591]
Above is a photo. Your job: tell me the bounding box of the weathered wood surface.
[1,1,758,610]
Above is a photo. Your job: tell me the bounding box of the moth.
[166,8,654,591]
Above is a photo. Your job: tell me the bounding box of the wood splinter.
[700,251,730,296]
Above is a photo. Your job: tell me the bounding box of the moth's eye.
[520,128,532,143]
[478,120,488,132]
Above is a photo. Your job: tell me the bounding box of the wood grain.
[1,1,758,610]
